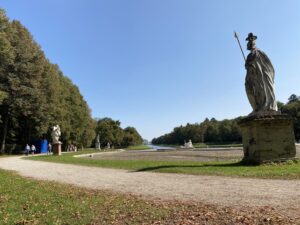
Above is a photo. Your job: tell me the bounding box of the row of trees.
[152,94,300,145]
[279,94,300,141]
[95,118,143,148]
[0,10,143,153]
[0,9,96,152]
[152,118,242,145]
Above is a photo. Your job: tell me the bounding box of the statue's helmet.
[246,33,257,41]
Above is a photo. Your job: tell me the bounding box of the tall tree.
[122,127,143,147]
[95,118,124,148]
[0,9,96,152]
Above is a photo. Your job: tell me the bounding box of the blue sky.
[1,1,300,140]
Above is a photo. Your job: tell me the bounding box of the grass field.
[125,145,152,150]
[0,169,294,224]
[0,169,170,224]
[27,150,300,179]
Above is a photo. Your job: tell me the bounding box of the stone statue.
[182,139,193,148]
[51,125,61,144]
[95,133,101,150]
[185,139,193,148]
[245,33,278,114]
[237,33,296,163]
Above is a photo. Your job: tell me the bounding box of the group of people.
[24,143,52,155]
[66,143,77,152]
[24,144,36,155]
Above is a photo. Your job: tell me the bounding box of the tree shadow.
[134,161,258,172]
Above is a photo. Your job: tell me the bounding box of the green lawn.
[125,145,152,150]
[26,150,300,179]
[0,169,293,224]
[0,169,170,224]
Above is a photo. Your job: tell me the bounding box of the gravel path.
[0,156,300,217]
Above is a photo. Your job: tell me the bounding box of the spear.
[234,31,246,62]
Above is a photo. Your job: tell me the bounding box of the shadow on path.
[134,161,257,172]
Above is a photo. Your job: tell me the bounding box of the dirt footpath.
[0,156,299,219]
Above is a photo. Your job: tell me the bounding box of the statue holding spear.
[234,32,278,115]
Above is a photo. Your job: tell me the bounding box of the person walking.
[31,144,36,155]
[24,144,30,156]
[47,143,52,155]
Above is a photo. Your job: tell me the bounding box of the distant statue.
[245,33,278,114]
[107,142,110,149]
[185,139,193,148]
[51,125,61,144]
[182,139,193,148]
[95,133,101,150]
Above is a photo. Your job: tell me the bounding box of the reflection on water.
[147,145,176,150]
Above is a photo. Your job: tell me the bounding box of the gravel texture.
[0,155,299,219]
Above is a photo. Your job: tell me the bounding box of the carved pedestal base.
[52,143,62,156]
[239,114,296,164]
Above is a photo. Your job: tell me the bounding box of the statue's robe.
[245,48,277,113]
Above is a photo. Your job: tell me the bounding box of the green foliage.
[152,118,242,145]
[95,118,143,148]
[126,145,151,150]
[0,90,7,104]
[95,118,124,148]
[0,10,95,152]
[281,96,300,141]
[152,94,300,145]
[122,126,143,147]
[29,152,300,179]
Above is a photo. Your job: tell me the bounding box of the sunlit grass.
[125,145,152,150]
[0,169,169,224]
[27,150,300,179]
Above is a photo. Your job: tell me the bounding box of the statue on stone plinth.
[244,33,277,114]
[235,32,296,163]
[51,125,61,144]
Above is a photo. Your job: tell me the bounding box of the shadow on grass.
[134,161,258,172]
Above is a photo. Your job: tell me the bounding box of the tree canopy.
[153,95,300,145]
[0,9,96,152]
[95,118,143,148]
[152,118,242,145]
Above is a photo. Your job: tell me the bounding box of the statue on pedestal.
[51,125,61,144]
[235,32,296,163]
[51,125,62,156]
[244,33,278,115]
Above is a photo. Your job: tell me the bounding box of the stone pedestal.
[239,114,296,163]
[52,142,62,156]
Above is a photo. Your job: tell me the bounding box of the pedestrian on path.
[47,143,52,155]
[24,144,30,156]
[31,144,36,155]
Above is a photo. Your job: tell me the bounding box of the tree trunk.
[0,115,9,154]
